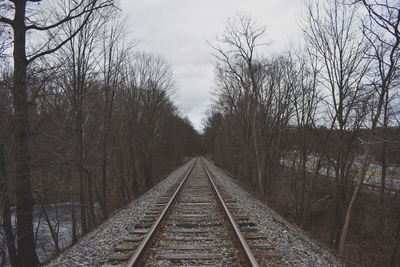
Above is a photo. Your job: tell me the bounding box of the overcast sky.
[120,0,305,131]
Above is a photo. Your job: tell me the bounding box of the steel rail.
[126,158,197,267]
[201,158,260,267]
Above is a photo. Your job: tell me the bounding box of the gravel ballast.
[204,158,343,267]
[44,159,194,267]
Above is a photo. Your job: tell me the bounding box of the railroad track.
[102,157,284,267]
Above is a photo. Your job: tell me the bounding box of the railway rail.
[102,157,284,267]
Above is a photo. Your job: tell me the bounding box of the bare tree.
[97,13,132,217]
[130,53,176,189]
[57,11,107,233]
[0,69,17,267]
[339,0,400,255]
[0,24,11,57]
[210,14,269,195]
[203,0,399,263]
[302,0,372,250]
[291,49,320,223]
[0,1,114,265]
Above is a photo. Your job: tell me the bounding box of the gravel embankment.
[44,159,194,267]
[204,158,343,267]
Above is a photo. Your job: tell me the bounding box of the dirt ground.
[227,166,399,267]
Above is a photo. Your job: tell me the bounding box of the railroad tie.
[114,244,137,252]
[157,253,226,260]
[108,254,132,261]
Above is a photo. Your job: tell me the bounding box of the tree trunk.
[331,166,342,248]
[76,111,88,234]
[79,169,88,234]
[391,217,400,267]
[291,151,297,171]
[41,205,60,253]
[87,171,96,229]
[251,116,264,196]
[129,146,138,198]
[380,136,388,203]
[13,1,39,265]
[305,157,321,227]
[101,105,110,217]
[338,60,391,252]
[144,139,153,190]
[379,90,389,233]
[67,172,77,243]
[338,142,370,252]
[0,145,19,267]
[118,139,127,205]
[299,148,307,223]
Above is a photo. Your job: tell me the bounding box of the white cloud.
[120,0,304,131]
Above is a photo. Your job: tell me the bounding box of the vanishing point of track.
[103,157,283,267]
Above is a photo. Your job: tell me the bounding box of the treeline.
[0,1,201,266]
[204,0,400,265]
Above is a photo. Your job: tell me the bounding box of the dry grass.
[228,165,399,267]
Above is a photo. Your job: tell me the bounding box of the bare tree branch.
[27,1,114,64]
[0,16,13,25]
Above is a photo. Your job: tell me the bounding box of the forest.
[0,1,201,266]
[0,0,399,266]
[203,0,400,265]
